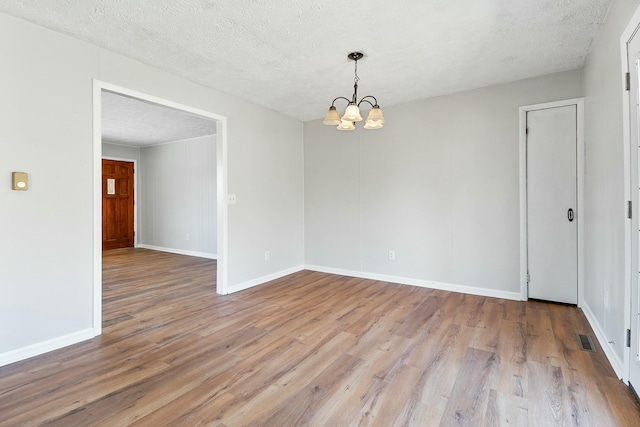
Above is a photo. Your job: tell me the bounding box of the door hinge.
[527,272,530,284]
[525,127,529,135]
[628,200,633,219]
[626,72,631,91]
[627,328,632,347]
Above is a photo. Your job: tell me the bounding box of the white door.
[628,24,640,392]
[527,105,578,304]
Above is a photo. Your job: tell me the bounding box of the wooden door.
[527,105,578,304]
[102,159,134,250]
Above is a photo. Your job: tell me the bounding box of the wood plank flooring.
[1,248,640,426]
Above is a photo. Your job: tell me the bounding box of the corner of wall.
[582,300,624,378]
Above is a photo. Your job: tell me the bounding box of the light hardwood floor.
[1,248,639,426]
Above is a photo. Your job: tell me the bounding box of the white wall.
[305,70,583,297]
[139,136,217,257]
[0,15,95,355]
[102,142,141,162]
[0,13,304,363]
[582,0,640,372]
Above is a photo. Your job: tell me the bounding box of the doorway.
[519,99,585,304]
[92,81,229,335]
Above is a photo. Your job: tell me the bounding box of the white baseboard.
[227,265,306,294]
[304,265,521,301]
[137,244,216,260]
[581,302,624,379]
[0,328,97,368]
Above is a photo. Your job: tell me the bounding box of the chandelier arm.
[357,98,375,108]
[331,96,352,107]
[358,95,379,106]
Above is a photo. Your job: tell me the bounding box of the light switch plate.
[12,172,28,191]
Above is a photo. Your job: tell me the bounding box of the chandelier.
[323,52,385,131]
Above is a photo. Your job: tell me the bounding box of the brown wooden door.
[102,159,134,250]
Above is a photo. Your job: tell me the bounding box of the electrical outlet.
[228,194,237,204]
[388,250,395,261]
[265,250,270,261]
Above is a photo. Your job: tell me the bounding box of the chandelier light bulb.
[364,122,383,130]
[337,120,356,131]
[342,103,363,122]
[323,106,341,125]
[366,106,385,124]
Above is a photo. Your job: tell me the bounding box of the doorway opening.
[92,81,229,335]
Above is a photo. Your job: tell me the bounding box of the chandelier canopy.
[323,52,385,131]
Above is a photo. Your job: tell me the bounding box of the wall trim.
[518,98,585,305]
[138,133,216,148]
[102,140,140,149]
[137,244,216,260]
[582,301,624,379]
[0,328,96,368]
[304,265,521,301]
[226,265,306,294]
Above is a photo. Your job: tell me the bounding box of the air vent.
[576,334,596,352]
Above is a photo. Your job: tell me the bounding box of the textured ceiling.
[102,91,217,146]
[0,1,610,121]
